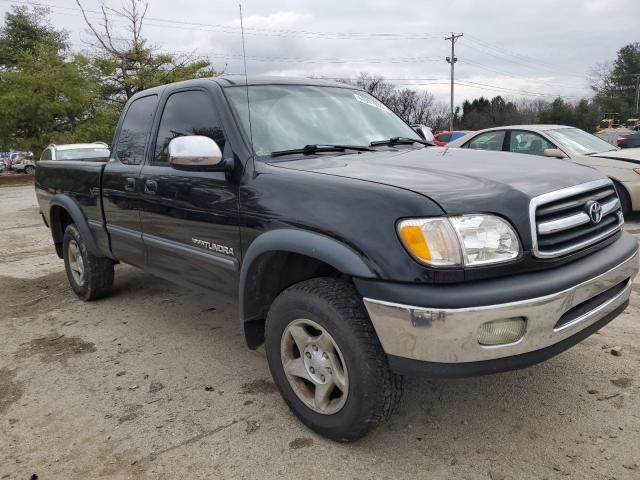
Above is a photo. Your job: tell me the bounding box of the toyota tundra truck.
[35,76,639,441]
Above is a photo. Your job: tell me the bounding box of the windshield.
[225,85,420,156]
[57,148,110,160]
[546,128,617,156]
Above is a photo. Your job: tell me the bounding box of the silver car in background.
[448,125,640,215]
[40,142,110,161]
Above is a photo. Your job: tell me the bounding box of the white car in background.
[448,125,640,215]
[40,142,110,161]
[12,157,36,174]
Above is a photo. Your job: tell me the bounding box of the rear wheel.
[24,165,34,175]
[265,278,403,442]
[63,224,114,301]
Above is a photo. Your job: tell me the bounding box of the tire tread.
[64,224,114,301]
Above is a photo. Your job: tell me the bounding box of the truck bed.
[35,160,107,227]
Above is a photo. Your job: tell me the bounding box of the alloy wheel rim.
[67,240,85,285]
[280,318,349,415]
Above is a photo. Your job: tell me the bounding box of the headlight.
[398,215,520,267]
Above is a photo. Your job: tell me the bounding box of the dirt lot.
[0,174,33,188]
[1,184,639,480]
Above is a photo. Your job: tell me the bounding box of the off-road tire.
[63,224,114,301]
[265,277,403,442]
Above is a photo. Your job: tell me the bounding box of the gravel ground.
[1,184,639,480]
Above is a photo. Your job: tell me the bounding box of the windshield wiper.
[271,144,374,157]
[369,136,433,147]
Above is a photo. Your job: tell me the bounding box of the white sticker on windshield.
[353,93,392,112]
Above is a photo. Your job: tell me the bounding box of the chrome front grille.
[530,179,623,258]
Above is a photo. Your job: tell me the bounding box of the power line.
[455,80,581,99]
[204,54,444,64]
[0,0,594,102]
[462,39,586,79]
[459,58,591,91]
[388,79,583,99]
[465,34,574,71]
[0,0,447,39]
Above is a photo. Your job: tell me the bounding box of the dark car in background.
[616,131,640,149]
[596,128,640,149]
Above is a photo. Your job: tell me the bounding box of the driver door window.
[509,131,554,156]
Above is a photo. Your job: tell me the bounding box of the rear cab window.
[115,95,158,165]
[40,148,52,160]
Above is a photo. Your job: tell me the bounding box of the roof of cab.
[130,76,358,99]
[212,75,354,89]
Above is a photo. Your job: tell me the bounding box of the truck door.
[139,88,241,298]
[102,94,158,267]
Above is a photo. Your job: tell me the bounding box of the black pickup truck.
[35,76,638,441]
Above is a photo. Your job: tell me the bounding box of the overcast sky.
[2,0,638,105]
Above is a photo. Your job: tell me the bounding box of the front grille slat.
[536,187,616,218]
[538,214,619,247]
[532,181,623,258]
[538,198,620,236]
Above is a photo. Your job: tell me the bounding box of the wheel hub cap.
[303,345,332,384]
[67,240,85,285]
[281,319,349,415]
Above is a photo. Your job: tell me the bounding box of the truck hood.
[272,146,604,215]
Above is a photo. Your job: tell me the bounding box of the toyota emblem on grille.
[587,200,603,224]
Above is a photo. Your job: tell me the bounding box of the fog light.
[478,318,526,346]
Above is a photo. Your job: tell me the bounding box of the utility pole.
[633,73,640,115]
[445,32,463,132]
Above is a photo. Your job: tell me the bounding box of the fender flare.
[49,194,102,258]
[239,229,377,342]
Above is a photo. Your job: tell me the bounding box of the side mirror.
[413,125,435,142]
[168,135,223,170]
[544,148,567,159]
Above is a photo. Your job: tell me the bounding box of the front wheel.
[24,165,34,175]
[613,180,632,218]
[63,224,114,301]
[265,278,403,442]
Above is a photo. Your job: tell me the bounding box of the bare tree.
[75,0,216,103]
[338,72,449,128]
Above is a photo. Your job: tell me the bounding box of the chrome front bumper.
[363,252,638,364]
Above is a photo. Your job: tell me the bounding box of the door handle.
[124,177,136,192]
[144,180,158,195]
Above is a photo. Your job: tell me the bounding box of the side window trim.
[148,87,228,167]
[501,130,509,151]
[149,88,201,167]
